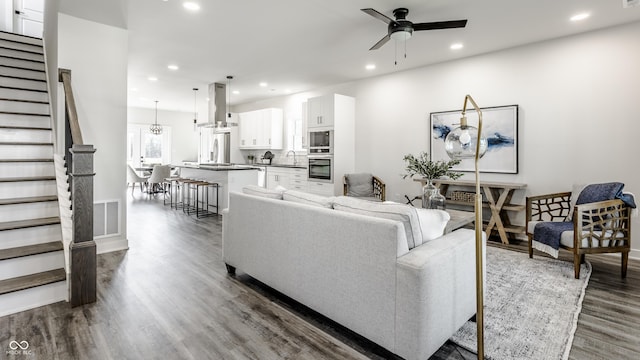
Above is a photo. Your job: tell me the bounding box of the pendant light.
[192,88,198,131]
[149,100,163,135]
[226,75,233,119]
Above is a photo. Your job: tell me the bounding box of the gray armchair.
[343,173,385,202]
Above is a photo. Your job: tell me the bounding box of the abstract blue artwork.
[430,105,519,173]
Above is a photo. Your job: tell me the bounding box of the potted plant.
[402,151,462,208]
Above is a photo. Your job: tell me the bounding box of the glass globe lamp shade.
[444,124,487,160]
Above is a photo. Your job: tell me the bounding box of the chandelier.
[149,100,162,135]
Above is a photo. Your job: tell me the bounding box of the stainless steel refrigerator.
[199,128,230,164]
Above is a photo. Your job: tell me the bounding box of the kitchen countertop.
[252,164,307,169]
[178,164,257,171]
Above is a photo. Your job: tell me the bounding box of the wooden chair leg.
[528,234,533,258]
[622,251,629,278]
[573,253,581,279]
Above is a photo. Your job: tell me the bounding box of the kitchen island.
[178,164,259,210]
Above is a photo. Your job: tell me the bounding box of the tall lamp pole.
[444,94,487,359]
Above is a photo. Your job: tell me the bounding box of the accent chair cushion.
[345,173,374,197]
[242,185,285,200]
[283,190,334,208]
[333,196,423,249]
[415,208,450,242]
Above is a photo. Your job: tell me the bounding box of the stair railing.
[58,68,97,307]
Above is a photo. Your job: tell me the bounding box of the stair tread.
[0,30,43,41]
[0,125,51,130]
[0,141,52,145]
[0,64,45,73]
[0,45,43,56]
[0,111,49,117]
[0,97,48,104]
[0,268,65,296]
[0,54,44,64]
[0,241,63,261]
[0,85,47,93]
[0,217,60,231]
[0,176,55,182]
[0,195,57,206]
[0,158,53,162]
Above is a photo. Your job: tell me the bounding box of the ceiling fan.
[361,8,468,50]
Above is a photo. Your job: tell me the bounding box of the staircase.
[0,30,67,317]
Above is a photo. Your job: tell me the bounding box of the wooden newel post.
[69,144,97,307]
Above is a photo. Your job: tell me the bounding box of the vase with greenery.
[402,152,463,209]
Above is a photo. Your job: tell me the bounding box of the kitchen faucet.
[286,150,297,165]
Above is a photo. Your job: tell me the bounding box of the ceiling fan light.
[390,30,412,42]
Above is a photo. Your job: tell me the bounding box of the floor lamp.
[443,94,488,359]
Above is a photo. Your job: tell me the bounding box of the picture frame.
[430,105,519,174]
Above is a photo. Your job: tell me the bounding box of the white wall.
[43,0,60,127]
[58,13,128,253]
[127,107,200,163]
[0,0,11,31]
[236,21,640,256]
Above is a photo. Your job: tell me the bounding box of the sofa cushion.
[242,185,285,200]
[415,208,450,242]
[345,173,374,197]
[283,190,334,209]
[333,196,423,249]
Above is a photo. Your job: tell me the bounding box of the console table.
[416,179,527,244]
[444,209,475,234]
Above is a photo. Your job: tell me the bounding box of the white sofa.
[222,190,482,360]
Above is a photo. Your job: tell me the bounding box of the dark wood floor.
[1,194,638,359]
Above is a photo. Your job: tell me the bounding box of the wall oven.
[308,130,333,154]
[308,155,333,183]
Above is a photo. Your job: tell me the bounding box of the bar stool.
[163,177,179,206]
[195,182,219,218]
[181,179,200,215]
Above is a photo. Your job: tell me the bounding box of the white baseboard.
[95,236,129,254]
[629,248,640,260]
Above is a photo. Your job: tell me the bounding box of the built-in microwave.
[308,155,333,183]
[308,130,333,154]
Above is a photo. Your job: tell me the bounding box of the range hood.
[198,81,229,130]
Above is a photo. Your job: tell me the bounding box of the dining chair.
[127,164,149,195]
[147,164,171,196]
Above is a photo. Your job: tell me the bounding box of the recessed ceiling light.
[365,64,376,70]
[259,82,268,87]
[570,12,590,22]
[167,64,179,70]
[450,43,464,50]
[183,2,200,11]
[232,90,240,95]
[284,89,292,94]
[148,76,158,81]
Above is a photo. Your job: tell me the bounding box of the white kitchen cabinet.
[266,167,307,190]
[307,95,335,129]
[306,180,334,196]
[239,108,283,149]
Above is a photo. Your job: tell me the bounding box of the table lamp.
[444,94,487,359]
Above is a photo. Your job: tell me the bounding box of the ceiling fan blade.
[369,34,391,50]
[413,19,468,31]
[361,8,397,25]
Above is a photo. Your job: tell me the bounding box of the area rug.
[450,246,591,360]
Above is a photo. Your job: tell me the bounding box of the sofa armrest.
[394,228,483,360]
